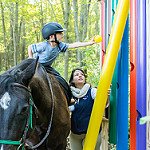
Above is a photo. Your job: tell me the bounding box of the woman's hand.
[107,84,112,96]
[70,98,75,104]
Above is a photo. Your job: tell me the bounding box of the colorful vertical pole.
[107,0,112,41]
[105,0,108,47]
[83,0,129,149]
[101,0,105,64]
[117,18,129,150]
[136,0,146,150]
[130,0,137,149]
[109,0,118,144]
[146,1,150,149]
[104,0,112,119]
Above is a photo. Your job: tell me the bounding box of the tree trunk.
[9,7,14,67]
[72,0,82,66]
[21,21,26,60]
[10,3,18,66]
[15,2,19,62]
[47,0,58,22]
[18,16,23,61]
[60,0,70,81]
[78,0,91,67]
[79,0,91,41]
[0,2,7,70]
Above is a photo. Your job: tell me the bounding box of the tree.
[0,2,7,69]
[60,0,71,80]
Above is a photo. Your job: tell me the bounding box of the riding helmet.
[42,22,65,40]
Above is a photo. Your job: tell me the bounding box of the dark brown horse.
[0,58,70,150]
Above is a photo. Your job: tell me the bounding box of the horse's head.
[0,59,38,150]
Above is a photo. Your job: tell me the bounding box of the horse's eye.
[21,106,29,114]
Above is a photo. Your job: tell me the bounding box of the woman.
[68,68,102,150]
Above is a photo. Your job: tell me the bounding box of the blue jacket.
[71,88,94,134]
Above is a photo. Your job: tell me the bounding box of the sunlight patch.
[0,92,11,110]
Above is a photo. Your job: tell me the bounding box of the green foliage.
[0,0,101,86]
[0,43,5,53]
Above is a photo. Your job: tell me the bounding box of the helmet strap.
[54,34,60,44]
[54,34,61,51]
[47,34,61,51]
[47,34,59,43]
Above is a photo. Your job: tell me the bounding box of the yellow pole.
[83,0,129,149]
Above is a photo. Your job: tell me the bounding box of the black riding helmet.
[42,22,65,40]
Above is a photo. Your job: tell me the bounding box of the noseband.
[0,72,55,149]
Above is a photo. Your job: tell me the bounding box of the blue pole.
[136,0,146,149]
[117,18,129,150]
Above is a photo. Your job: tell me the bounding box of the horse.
[0,58,71,150]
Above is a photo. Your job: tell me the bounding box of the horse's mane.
[0,59,36,93]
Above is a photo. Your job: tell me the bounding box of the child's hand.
[107,84,112,96]
[90,37,96,45]
[107,88,111,96]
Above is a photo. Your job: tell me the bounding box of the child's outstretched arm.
[68,37,95,49]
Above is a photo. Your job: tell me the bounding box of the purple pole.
[136,0,146,150]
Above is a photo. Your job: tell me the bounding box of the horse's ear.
[21,57,39,86]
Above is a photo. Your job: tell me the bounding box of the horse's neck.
[30,75,51,113]
[30,66,57,120]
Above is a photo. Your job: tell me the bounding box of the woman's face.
[73,70,85,88]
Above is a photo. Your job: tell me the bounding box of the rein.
[0,71,55,149]
[30,72,55,149]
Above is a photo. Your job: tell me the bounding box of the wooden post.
[100,117,109,150]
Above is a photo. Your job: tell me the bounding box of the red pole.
[130,0,137,149]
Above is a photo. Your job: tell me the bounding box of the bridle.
[0,83,33,150]
[0,72,55,150]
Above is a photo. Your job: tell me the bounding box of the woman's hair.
[69,68,87,87]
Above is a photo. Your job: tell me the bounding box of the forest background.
[0,0,102,86]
